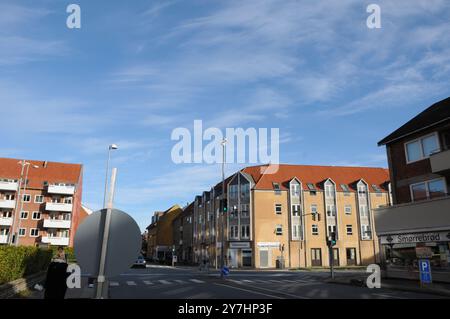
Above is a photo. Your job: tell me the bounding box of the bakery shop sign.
[380,231,450,244]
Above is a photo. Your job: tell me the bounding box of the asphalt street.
[65,265,444,299]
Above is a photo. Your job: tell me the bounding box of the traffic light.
[220,199,228,213]
[328,232,337,247]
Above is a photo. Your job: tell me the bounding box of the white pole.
[95,168,117,299]
[103,148,112,209]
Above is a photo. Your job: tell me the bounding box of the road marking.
[126,281,136,286]
[242,279,253,283]
[214,283,284,299]
[159,280,172,284]
[109,282,119,287]
[190,279,205,283]
[269,280,282,283]
[143,280,153,285]
[174,280,186,284]
[228,279,243,284]
[373,293,404,299]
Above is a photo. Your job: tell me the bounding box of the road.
[65,265,443,299]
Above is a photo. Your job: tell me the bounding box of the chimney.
[43,161,48,168]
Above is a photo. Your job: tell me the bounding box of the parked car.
[132,255,147,268]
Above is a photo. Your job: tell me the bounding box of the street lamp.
[103,144,118,209]
[220,138,227,278]
[14,161,39,246]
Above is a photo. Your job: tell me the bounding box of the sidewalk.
[326,273,450,297]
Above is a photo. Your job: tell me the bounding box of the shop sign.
[257,242,280,248]
[380,231,450,244]
[229,242,250,248]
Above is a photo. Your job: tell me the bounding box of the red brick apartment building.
[0,158,85,247]
[375,96,450,282]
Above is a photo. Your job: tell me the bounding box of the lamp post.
[14,161,39,246]
[103,144,118,209]
[220,138,227,278]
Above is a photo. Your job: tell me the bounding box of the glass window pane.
[422,135,439,156]
[428,179,446,198]
[411,183,427,201]
[406,141,421,162]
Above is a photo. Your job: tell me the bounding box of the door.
[311,248,322,266]
[333,248,340,266]
[259,249,269,268]
[242,249,252,267]
[346,248,356,266]
[229,249,238,268]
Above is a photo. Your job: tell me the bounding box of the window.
[20,211,28,219]
[291,183,300,197]
[61,230,69,238]
[292,204,301,216]
[30,228,39,237]
[32,212,41,220]
[22,194,31,202]
[62,213,71,221]
[64,197,73,204]
[325,182,335,198]
[405,133,440,163]
[344,205,352,215]
[5,193,15,200]
[311,224,319,235]
[275,204,282,215]
[311,204,317,215]
[361,224,372,240]
[341,184,350,196]
[292,224,301,239]
[241,204,249,217]
[346,225,353,235]
[230,225,239,239]
[327,225,336,236]
[307,183,316,195]
[273,183,281,195]
[359,205,368,217]
[275,225,283,235]
[19,228,26,237]
[34,195,44,203]
[411,178,446,201]
[326,205,336,217]
[241,225,250,239]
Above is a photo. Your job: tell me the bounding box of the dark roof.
[378,96,450,146]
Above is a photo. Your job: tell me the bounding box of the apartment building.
[0,158,83,247]
[375,96,450,282]
[192,164,390,269]
[146,205,182,262]
[173,202,194,264]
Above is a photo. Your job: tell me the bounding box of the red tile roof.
[0,157,82,189]
[242,164,389,192]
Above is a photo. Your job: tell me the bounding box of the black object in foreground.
[44,261,69,299]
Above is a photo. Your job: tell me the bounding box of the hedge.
[49,246,76,262]
[0,246,53,285]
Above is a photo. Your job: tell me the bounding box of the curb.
[0,272,46,299]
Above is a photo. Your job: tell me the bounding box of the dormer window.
[307,183,317,195]
[341,184,350,196]
[273,183,281,195]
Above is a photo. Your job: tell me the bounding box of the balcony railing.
[374,195,450,235]
[41,236,70,246]
[45,202,73,212]
[0,199,16,209]
[430,148,450,173]
[0,234,8,244]
[0,217,13,226]
[0,180,18,191]
[47,184,75,195]
[43,219,71,229]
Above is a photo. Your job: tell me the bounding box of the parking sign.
[419,259,432,284]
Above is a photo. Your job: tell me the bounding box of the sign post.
[419,259,432,286]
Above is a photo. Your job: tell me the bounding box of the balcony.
[0,217,13,226]
[47,184,75,195]
[43,219,71,229]
[430,149,450,173]
[0,235,8,244]
[45,202,73,212]
[0,180,18,191]
[0,199,16,209]
[41,236,69,246]
[374,196,450,235]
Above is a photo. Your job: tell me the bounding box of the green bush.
[0,246,53,285]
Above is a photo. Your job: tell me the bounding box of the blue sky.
[1,0,449,231]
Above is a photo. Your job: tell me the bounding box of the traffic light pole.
[220,139,226,279]
[328,241,335,279]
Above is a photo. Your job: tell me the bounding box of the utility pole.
[220,138,227,278]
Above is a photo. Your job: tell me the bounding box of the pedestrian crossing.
[107,277,317,287]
